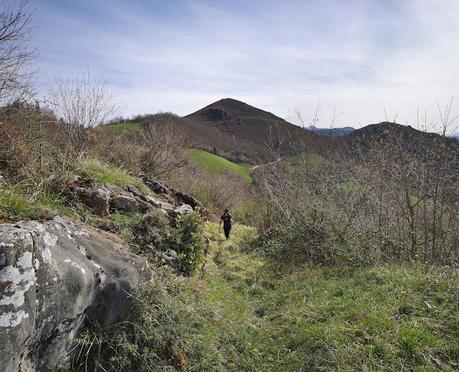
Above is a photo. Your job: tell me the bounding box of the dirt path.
[251,157,281,171]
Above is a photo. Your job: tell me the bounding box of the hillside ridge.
[186,98,289,124]
[179,98,333,163]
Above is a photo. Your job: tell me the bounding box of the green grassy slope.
[199,224,459,371]
[79,222,459,371]
[101,122,142,135]
[0,159,151,222]
[77,159,150,192]
[190,149,253,183]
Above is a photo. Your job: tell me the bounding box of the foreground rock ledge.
[0,216,151,371]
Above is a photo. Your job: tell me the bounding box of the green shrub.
[132,210,206,276]
[257,205,393,266]
[232,199,264,226]
[171,211,207,276]
[112,212,143,243]
[133,209,172,251]
[259,214,335,265]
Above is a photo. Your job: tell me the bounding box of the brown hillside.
[182,98,332,163]
[341,122,459,174]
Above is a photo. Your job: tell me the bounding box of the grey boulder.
[0,216,150,371]
[175,204,194,215]
[75,187,111,217]
[110,194,139,213]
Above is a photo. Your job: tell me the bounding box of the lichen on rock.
[0,216,151,371]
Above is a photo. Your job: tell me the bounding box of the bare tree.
[383,107,399,123]
[287,102,342,130]
[329,106,343,129]
[437,97,459,137]
[416,107,434,133]
[139,114,187,177]
[256,130,458,265]
[0,0,34,106]
[49,70,117,154]
[95,113,187,177]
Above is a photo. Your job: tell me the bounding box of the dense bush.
[132,210,207,277]
[232,199,264,226]
[94,115,187,178]
[259,207,358,266]
[258,204,412,267]
[257,142,458,266]
[170,211,207,276]
[133,209,172,250]
[0,104,74,181]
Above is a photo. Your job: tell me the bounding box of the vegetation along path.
[80,222,459,371]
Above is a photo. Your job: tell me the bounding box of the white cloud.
[33,0,459,132]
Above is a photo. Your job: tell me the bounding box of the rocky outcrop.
[67,175,207,220]
[110,194,140,213]
[203,107,230,122]
[141,177,204,210]
[0,216,150,371]
[74,187,111,217]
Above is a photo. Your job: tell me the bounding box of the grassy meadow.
[190,149,253,183]
[101,122,143,135]
[77,222,459,371]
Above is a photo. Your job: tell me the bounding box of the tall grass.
[77,159,151,193]
[74,222,459,371]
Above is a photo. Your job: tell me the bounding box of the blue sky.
[33,0,459,130]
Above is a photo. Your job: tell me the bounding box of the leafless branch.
[0,0,35,106]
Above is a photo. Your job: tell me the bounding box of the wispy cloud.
[33,0,459,130]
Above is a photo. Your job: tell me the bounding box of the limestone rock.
[153,248,178,268]
[69,174,209,222]
[137,199,154,213]
[142,178,170,195]
[175,204,193,215]
[141,177,203,209]
[110,195,139,213]
[173,190,202,209]
[0,216,150,371]
[75,187,110,217]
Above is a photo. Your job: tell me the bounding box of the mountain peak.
[215,98,246,105]
[187,98,284,123]
[182,98,333,163]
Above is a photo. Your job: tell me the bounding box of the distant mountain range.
[134,98,458,167]
[308,125,459,141]
[306,126,355,136]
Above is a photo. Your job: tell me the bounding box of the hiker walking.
[220,208,233,239]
